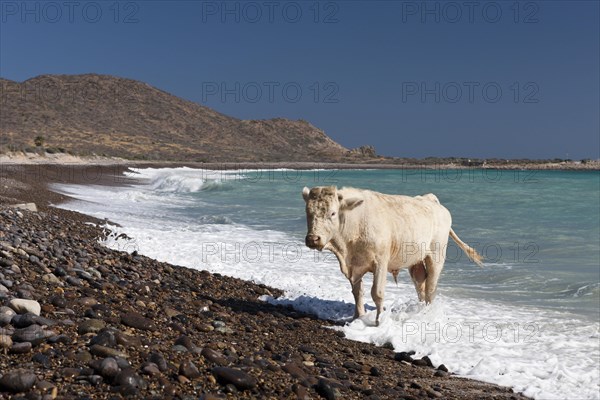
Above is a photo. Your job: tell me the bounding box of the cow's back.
[338,188,451,266]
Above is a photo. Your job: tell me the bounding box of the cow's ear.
[340,197,363,211]
[302,187,310,202]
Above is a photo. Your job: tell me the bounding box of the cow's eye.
[330,211,336,217]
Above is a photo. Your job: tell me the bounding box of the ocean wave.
[126,167,238,193]
[197,215,235,225]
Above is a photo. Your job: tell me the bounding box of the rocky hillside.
[0,74,364,162]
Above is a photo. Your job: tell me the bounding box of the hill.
[0,74,367,162]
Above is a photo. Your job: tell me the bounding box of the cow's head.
[302,186,363,251]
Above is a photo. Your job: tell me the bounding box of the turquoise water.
[186,168,600,319]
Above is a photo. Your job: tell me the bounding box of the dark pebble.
[421,356,434,368]
[298,344,318,355]
[66,276,82,286]
[212,367,257,391]
[78,319,106,335]
[172,344,188,353]
[121,311,157,331]
[92,303,111,313]
[342,360,362,371]
[148,351,169,371]
[99,357,120,379]
[48,334,71,344]
[175,335,198,352]
[316,378,343,400]
[89,344,129,359]
[168,321,187,334]
[140,362,161,376]
[114,356,131,369]
[437,364,448,372]
[394,352,413,363]
[0,258,12,268]
[412,359,429,367]
[282,363,306,379]
[89,330,117,347]
[0,369,37,392]
[49,295,67,308]
[12,324,53,346]
[84,309,100,318]
[10,341,32,354]
[114,368,147,394]
[11,313,38,328]
[32,352,51,368]
[75,350,93,363]
[115,331,141,348]
[201,347,228,366]
[179,360,201,380]
[381,342,395,350]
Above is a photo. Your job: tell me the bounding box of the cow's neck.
[328,233,347,256]
[330,209,363,256]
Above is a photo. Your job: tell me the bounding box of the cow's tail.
[449,228,483,267]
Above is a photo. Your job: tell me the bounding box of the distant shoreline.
[1,152,599,170]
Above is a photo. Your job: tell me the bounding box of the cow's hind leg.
[409,261,427,301]
[424,255,444,304]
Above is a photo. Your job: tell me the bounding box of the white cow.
[302,186,482,325]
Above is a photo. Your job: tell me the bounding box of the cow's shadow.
[212,293,378,326]
[263,295,377,325]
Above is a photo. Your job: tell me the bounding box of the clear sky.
[1,0,598,159]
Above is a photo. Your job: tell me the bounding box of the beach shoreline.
[1,152,599,171]
[1,162,534,398]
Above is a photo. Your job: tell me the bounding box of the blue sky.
[1,0,598,159]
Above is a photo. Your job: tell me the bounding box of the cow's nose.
[305,234,320,247]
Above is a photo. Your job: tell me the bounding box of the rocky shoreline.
[0,165,530,399]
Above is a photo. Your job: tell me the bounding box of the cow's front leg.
[371,263,388,326]
[350,275,365,319]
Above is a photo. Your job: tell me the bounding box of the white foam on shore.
[53,167,600,400]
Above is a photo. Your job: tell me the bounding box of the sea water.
[53,167,600,399]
